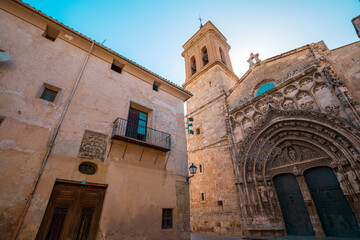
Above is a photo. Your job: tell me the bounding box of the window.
[199,164,203,174]
[126,108,148,141]
[162,209,173,229]
[78,162,97,175]
[111,60,124,74]
[219,47,226,65]
[153,82,160,92]
[201,192,206,202]
[40,88,57,102]
[190,56,196,75]
[196,128,200,135]
[43,25,60,41]
[201,46,208,66]
[38,84,61,103]
[256,83,276,97]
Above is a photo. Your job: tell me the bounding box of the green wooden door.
[273,173,315,236]
[305,167,360,237]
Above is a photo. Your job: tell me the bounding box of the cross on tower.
[247,52,261,67]
[198,15,203,28]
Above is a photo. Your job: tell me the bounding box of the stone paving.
[191,233,243,240]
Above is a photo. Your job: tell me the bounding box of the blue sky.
[24,0,360,87]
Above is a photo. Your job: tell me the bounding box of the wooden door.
[273,173,314,236]
[36,182,106,240]
[305,167,360,237]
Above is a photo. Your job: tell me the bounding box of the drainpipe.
[11,42,95,240]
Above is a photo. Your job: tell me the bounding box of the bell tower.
[182,21,234,84]
[182,21,242,235]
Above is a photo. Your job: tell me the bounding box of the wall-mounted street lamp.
[185,163,197,183]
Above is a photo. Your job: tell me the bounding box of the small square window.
[111,60,124,74]
[153,83,159,91]
[40,88,58,102]
[196,128,200,135]
[38,83,61,103]
[162,209,172,229]
[43,25,60,41]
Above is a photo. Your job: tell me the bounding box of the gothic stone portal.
[236,109,360,237]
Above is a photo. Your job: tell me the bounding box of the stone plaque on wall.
[78,130,107,161]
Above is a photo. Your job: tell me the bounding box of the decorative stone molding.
[78,130,108,162]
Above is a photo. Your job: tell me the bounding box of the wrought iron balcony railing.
[111,117,171,152]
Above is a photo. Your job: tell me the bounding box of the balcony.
[111,118,171,152]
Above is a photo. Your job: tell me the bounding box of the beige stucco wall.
[0,6,189,240]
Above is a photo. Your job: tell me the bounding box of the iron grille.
[111,118,171,152]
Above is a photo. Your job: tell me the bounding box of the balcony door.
[126,107,148,141]
[36,181,106,240]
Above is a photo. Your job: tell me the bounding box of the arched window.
[219,47,226,65]
[201,46,208,66]
[190,56,196,75]
[256,83,275,96]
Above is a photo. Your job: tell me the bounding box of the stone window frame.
[128,101,154,129]
[199,164,203,174]
[161,208,173,230]
[219,46,226,65]
[201,45,209,66]
[252,79,277,97]
[111,59,124,74]
[200,191,206,202]
[36,83,62,105]
[152,81,161,92]
[196,127,201,135]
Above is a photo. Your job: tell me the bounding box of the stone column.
[296,175,326,238]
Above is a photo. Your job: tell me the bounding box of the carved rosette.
[79,130,108,162]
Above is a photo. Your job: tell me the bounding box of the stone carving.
[299,78,314,88]
[296,91,310,100]
[79,130,107,162]
[313,83,327,93]
[282,99,295,110]
[247,52,261,67]
[284,85,297,95]
[253,113,263,124]
[288,146,297,161]
[244,107,254,115]
[325,105,340,116]
[258,186,268,203]
[299,101,314,110]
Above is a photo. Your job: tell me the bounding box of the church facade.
[0,1,191,239]
[183,18,360,238]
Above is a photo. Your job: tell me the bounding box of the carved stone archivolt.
[78,130,108,162]
[231,107,360,225]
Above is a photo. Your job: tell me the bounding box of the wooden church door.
[36,181,106,240]
[273,173,315,236]
[305,167,360,237]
